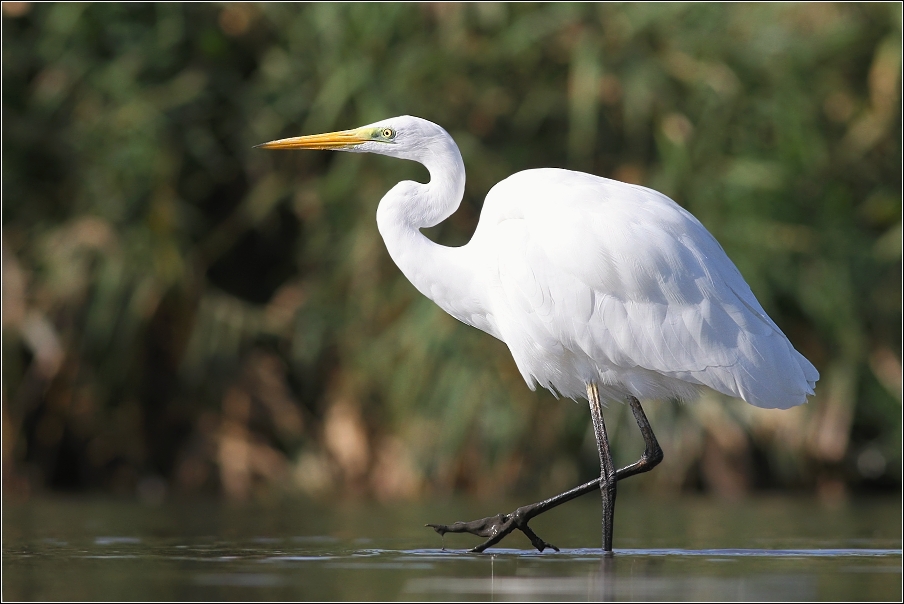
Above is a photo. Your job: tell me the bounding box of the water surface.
[3,496,900,601]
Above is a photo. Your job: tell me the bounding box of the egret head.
[256,115,452,163]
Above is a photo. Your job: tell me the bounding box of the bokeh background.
[2,3,900,507]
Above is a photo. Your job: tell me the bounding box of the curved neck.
[378,140,466,229]
[375,139,482,324]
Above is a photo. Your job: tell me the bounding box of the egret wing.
[483,169,817,408]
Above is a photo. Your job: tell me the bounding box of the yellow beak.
[255,128,369,151]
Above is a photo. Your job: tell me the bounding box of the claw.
[425,525,448,550]
[426,514,508,539]
[425,396,663,555]
[520,524,559,552]
[426,508,555,553]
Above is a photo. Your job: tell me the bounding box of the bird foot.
[426,506,559,553]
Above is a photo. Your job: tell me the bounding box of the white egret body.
[258,115,819,553]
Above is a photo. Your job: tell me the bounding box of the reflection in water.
[194,573,286,588]
[2,497,901,601]
[94,537,142,545]
[404,549,901,601]
[408,574,816,601]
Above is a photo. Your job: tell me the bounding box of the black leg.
[618,395,664,480]
[427,393,663,553]
[587,382,617,553]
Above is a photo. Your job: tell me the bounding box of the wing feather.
[479,168,817,408]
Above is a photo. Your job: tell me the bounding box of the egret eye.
[381,128,395,139]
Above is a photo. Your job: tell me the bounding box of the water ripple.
[257,547,903,560]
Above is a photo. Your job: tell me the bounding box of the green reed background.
[2,3,900,504]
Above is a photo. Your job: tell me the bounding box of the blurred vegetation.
[2,3,901,505]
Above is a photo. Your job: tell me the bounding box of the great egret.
[258,115,819,554]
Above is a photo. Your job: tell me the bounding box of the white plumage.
[359,116,818,410]
[259,114,819,553]
[478,168,818,407]
[260,114,819,407]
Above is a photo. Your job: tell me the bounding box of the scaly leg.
[588,382,617,553]
[427,394,663,553]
